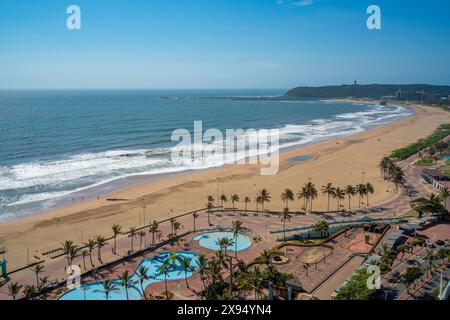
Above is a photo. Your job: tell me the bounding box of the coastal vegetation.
[390,123,450,160]
[335,268,379,300]
[283,84,450,100]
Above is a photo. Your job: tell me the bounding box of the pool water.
[193,231,252,252]
[59,251,199,300]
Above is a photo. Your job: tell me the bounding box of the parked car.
[426,242,436,249]
[435,240,445,246]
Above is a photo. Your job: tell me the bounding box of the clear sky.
[1,0,450,89]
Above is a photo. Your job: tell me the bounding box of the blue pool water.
[59,251,199,300]
[442,155,450,160]
[193,232,252,251]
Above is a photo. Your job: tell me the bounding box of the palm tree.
[220,194,228,208]
[30,264,44,286]
[379,157,394,179]
[207,201,214,226]
[281,207,292,240]
[356,184,367,208]
[207,195,215,206]
[95,236,107,263]
[85,239,96,267]
[248,266,263,300]
[138,230,146,251]
[365,183,375,207]
[118,270,135,300]
[305,182,318,212]
[111,224,122,254]
[180,256,194,288]
[7,282,23,300]
[281,188,294,210]
[231,194,240,210]
[169,218,176,235]
[149,221,160,247]
[391,165,404,192]
[260,249,272,266]
[255,196,262,212]
[426,250,436,276]
[297,187,307,211]
[81,249,88,270]
[313,220,329,238]
[61,240,74,266]
[440,188,449,211]
[157,259,172,299]
[410,194,446,217]
[128,227,137,252]
[345,185,356,210]
[216,237,234,257]
[334,187,346,211]
[244,196,251,211]
[22,285,37,300]
[321,183,336,212]
[231,220,244,259]
[192,212,199,232]
[207,258,222,287]
[68,245,79,265]
[173,221,182,236]
[94,279,119,300]
[196,254,208,291]
[136,266,150,300]
[258,189,271,211]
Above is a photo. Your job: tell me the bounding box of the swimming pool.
[58,251,199,300]
[193,231,252,252]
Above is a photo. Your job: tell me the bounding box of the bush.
[415,157,435,167]
[335,268,379,300]
[390,124,450,160]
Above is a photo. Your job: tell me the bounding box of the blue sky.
[1,0,450,89]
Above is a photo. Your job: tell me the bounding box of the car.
[426,242,436,249]
[435,240,445,246]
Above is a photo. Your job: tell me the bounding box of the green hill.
[283,84,450,99]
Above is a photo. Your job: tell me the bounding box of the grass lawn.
[415,157,436,167]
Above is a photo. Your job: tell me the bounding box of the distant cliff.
[283,84,450,99]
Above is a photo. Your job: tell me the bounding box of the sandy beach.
[1,102,449,270]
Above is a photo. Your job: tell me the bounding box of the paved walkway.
[311,255,366,300]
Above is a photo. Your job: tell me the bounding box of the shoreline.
[0,102,448,270]
[0,100,413,222]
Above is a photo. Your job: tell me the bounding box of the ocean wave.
[0,103,413,219]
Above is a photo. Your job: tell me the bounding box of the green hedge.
[390,124,450,160]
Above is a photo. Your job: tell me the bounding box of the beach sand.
[0,102,449,270]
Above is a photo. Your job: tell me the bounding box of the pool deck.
[0,208,389,300]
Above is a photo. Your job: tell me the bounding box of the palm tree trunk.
[89,252,94,267]
[185,272,189,288]
[164,276,169,299]
[283,220,286,240]
[114,237,117,254]
[327,195,330,212]
[141,282,147,300]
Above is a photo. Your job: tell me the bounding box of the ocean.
[0,89,413,222]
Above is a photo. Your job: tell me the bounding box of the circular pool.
[193,231,252,252]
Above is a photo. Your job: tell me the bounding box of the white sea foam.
[0,103,413,220]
